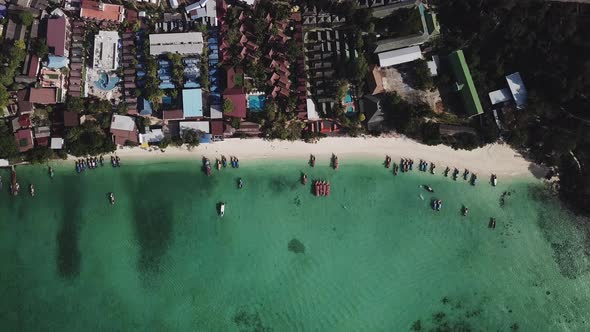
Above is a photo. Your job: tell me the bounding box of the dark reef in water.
[233,308,272,332]
[409,296,520,332]
[288,238,305,254]
[530,186,590,279]
[132,200,174,275]
[56,179,81,279]
[269,176,297,193]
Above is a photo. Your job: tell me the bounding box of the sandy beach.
[106,136,546,179]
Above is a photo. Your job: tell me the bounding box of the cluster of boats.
[385,157,415,175]
[489,218,497,229]
[306,154,338,170]
[74,155,110,173]
[206,155,240,175]
[314,180,331,197]
[444,167,478,185]
[419,160,435,174]
[431,199,443,211]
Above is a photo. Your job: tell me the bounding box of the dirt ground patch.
[380,66,444,113]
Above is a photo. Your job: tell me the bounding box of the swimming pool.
[95,72,120,91]
[248,95,266,112]
[344,91,353,103]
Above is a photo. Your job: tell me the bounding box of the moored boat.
[325,182,330,196]
[423,185,434,193]
[109,192,115,205]
[491,174,497,186]
[385,156,391,168]
[48,166,54,179]
[301,173,307,185]
[29,184,35,197]
[11,169,18,196]
[203,157,212,176]
[222,155,227,168]
[309,154,316,167]
[314,180,320,196]
[99,155,104,166]
[471,173,478,186]
[444,167,450,177]
[463,169,470,180]
[238,178,243,189]
[220,203,225,217]
[332,154,339,170]
[216,159,221,170]
[462,206,468,216]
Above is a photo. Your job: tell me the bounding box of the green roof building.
[449,50,483,117]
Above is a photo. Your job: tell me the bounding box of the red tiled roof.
[36,136,49,147]
[27,55,40,78]
[111,129,138,145]
[63,111,80,127]
[28,88,57,104]
[210,121,224,136]
[47,16,68,57]
[18,114,31,128]
[163,109,184,120]
[80,0,125,22]
[223,88,247,118]
[14,128,33,152]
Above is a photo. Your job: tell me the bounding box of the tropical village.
[0,0,588,216]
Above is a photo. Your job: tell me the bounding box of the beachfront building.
[79,0,125,23]
[223,88,247,119]
[448,50,483,117]
[110,114,139,145]
[86,30,121,100]
[28,87,58,105]
[149,32,204,56]
[182,89,203,118]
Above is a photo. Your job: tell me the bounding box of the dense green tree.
[66,96,85,113]
[0,84,10,110]
[412,59,434,91]
[30,38,48,58]
[65,122,116,156]
[18,11,34,26]
[223,99,234,114]
[0,120,18,159]
[182,129,201,147]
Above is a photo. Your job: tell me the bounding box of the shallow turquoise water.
[1,159,589,331]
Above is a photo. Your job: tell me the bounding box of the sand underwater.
[1,159,590,331]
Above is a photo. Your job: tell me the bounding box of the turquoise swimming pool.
[248,95,266,112]
[344,91,353,103]
[95,72,120,91]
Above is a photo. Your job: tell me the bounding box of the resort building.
[46,15,70,57]
[185,0,217,25]
[377,46,423,68]
[110,114,139,145]
[79,0,125,23]
[149,32,204,56]
[93,31,120,71]
[448,50,483,117]
[14,128,34,152]
[488,88,512,106]
[182,89,203,118]
[28,87,57,104]
[223,88,247,119]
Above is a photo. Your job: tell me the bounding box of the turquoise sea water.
[1,159,590,331]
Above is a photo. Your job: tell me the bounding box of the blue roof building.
[182,89,203,117]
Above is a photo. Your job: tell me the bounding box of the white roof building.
[377,46,422,68]
[210,104,223,119]
[111,114,136,131]
[139,128,164,144]
[93,31,120,71]
[306,98,320,120]
[186,0,217,23]
[169,0,179,9]
[488,88,512,106]
[149,32,204,55]
[506,72,527,109]
[50,137,64,149]
[180,121,210,133]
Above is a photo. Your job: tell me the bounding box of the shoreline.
[71,136,546,179]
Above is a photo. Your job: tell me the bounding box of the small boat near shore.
[109,192,115,205]
[216,159,221,171]
[491,174,497,186]
[219,202,225,217]
[301,173,307,185]
[462,206,469,217]
[309,154,316,167]
[489,218,496,229]
[444,167,450,177]
[385,155,391,168]
[423,185,434,193]
[238,178,243,189]
[222,155,227,168]
[203,157,212,176]
[471,173,478,186]
[332,154,339,170]
[432,199,442,211]
[10,169,18,196]
[48,166,54,179]
[29,184,35,197]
